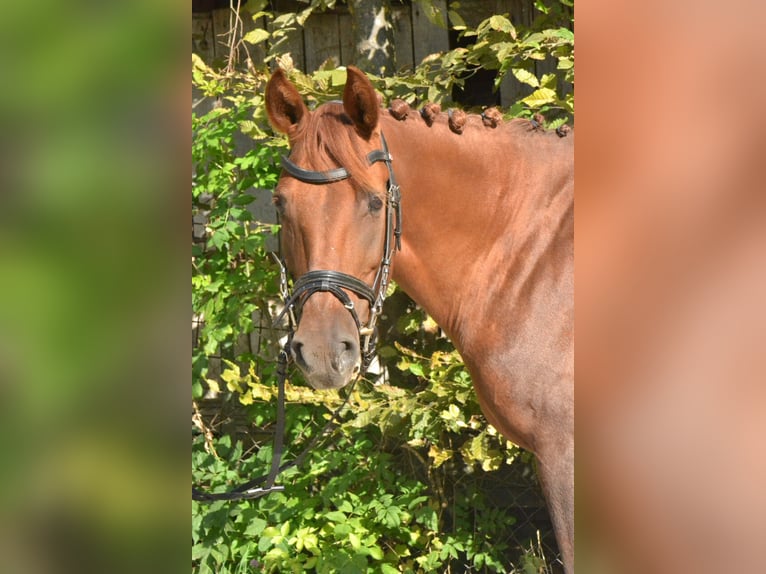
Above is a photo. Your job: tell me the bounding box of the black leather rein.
[192,132,402,503]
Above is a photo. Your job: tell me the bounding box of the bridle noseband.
[274,132,402,372]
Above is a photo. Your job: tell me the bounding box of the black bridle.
[192,132,401,502]
[273,132,402,371]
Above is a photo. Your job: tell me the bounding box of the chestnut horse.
[265,66,574,573]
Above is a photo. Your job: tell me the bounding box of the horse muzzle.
[289,298,362,390]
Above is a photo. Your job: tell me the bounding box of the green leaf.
[380,505,402,527]
[280,521,291,537]
[481,450,503,471]
[540,73,557,88]
[210,228,230,250]
[232,194,256,206]
[243,28,270,45]
[512,68,539,88]
[487,15,516,38]
[448,10,466,30]
[191,544,208,561]
[296,8,313,26]
[417,1,448,28]
[244,517,267,537]
[348,531,361,549]
[428,444,453,467]
[377,345,398,359]
[521,87,557,107]
[554,27,575,42]
[407,495,429,510]
[272,13,295,27]
[408,362,425,377]
[534,0,551,15]
[461,433,487,462]
[330,68,347,86]
[324,510,346,523]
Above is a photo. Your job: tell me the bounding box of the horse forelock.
[289,102,381,193]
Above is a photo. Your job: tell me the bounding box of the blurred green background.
[0,1,189,572]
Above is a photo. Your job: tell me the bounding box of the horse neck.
[381,113,574,348]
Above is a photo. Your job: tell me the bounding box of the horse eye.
[368,195,384,213]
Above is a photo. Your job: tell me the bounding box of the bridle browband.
[192,132,402,503]
[274,132,402,372]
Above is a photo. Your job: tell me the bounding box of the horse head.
[265,66,397,390]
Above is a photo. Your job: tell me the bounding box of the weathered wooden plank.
[411,0,449,65]
[211,7,233,62]
[192,13,215,64]
[458,0,495,28]
[211,5,268,68]
[391,4,414,71]
[268,18,305,71]
[338,13,355,67]
[304,13,341,71]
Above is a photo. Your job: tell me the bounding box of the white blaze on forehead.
[357,7,390,61]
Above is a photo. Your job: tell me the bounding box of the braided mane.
[386,98,570,137]
[290,97,571,196]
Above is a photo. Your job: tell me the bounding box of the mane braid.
[385,98,571,138]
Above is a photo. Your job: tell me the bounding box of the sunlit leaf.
[243,28,270,45]
[512,68,539,88]
[521,87,557,107]
[448,10,466,30]
[205,378,220,394]
[428,444,454,467]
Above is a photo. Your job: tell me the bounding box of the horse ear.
[343,66,379,139]
[265,68,308,135]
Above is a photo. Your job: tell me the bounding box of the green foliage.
[192,1,572,572]
[194,0,573,119]
[399,1,574,119]
[192,94,286,394]
[192,402,517,574]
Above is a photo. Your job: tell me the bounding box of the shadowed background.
[0,1,188,573]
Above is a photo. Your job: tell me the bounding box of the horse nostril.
[291,340,305,366]
[333,339,359,372]
[339,339,357,356]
